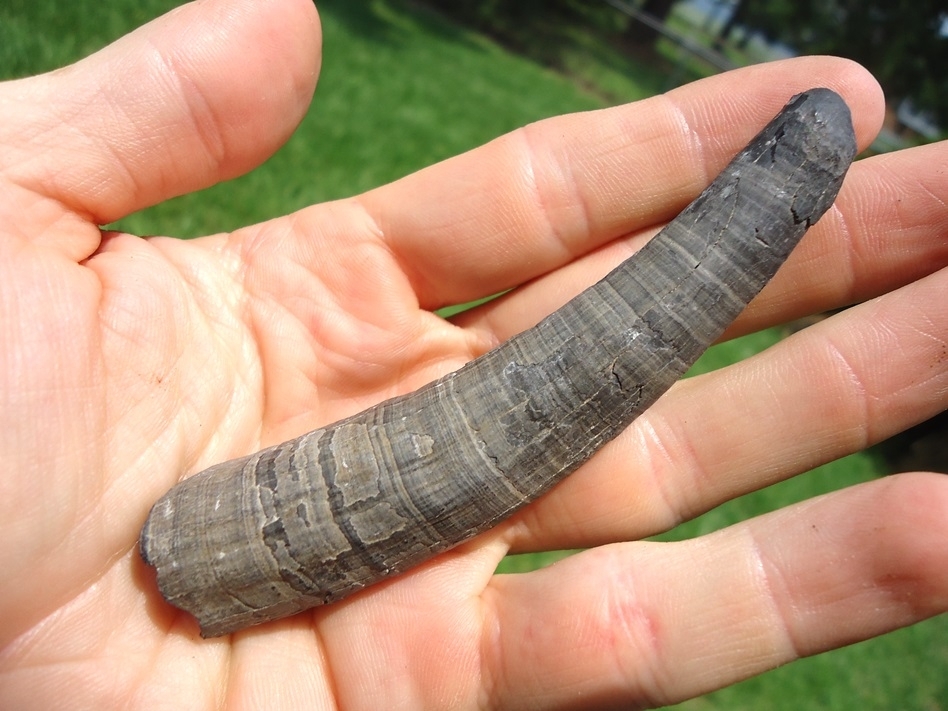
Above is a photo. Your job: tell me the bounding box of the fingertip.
[870,472,948,608]
[150,0,323,182]
[667,55,885,161]
[123,0,323,192]
[7,0,322,224]
[757,471,948,658]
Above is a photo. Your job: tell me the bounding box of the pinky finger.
[480,473,948,709]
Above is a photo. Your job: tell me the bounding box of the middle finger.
[500,262,948,552]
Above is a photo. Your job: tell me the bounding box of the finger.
[355,56,883,309]
[731,139,948,336]
[483,473,948,709]
[501,263,948,552]
[312,536,506,711]
[0,0,319,226]
[458,139,948,345]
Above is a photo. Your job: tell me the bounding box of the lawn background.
[2,0,945,708]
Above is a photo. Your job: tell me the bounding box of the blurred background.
[2,0,945,708]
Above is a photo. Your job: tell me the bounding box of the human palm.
[2,1,947,708]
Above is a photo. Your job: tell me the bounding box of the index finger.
[356,56,883,311]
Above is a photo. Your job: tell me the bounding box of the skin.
[0,0,946,708]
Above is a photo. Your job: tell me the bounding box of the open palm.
[1,0,946,708]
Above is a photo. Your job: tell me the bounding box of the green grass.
[3,0,945,708]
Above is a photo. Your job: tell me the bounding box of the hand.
[1,0,946,708]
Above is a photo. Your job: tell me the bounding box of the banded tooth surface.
[140,88,857,638]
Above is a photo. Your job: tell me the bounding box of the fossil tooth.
[140,88,856,637]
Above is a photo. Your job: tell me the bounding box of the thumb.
[0,0,320,225]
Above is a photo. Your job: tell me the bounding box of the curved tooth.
[140,88,856,638]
